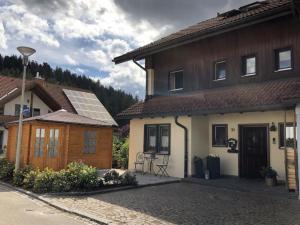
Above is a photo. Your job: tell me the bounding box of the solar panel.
[63,89,117,126]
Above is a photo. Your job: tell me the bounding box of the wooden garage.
[6,110,113,170]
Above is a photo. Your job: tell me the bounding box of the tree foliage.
[0,54,138,123]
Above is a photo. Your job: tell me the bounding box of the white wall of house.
[4,91,52,116]
[129,110,293,179]
[129,116,191,178]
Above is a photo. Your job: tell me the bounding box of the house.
[0,74,116,155]
[114,0,300,192]
[6,110,113,170]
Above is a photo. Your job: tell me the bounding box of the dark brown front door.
[240,126,268,178]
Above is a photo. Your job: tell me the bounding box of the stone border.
[0,179,180,225]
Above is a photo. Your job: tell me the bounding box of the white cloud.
[64,54,77,65]
[0,21,7,49]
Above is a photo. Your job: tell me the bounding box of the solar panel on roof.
[63,89,117,126]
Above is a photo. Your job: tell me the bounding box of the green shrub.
[113,137,129,169]
[23,169,39,190]
[33,168,56,193]
[52,170,72,192]
[0,158,14,181]
[13,165,34,187]
[121,173,137,186]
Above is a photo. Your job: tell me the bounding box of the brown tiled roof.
[113,0,292,63]
[0,75,91,113]
[9,110,112,127]
[117,78,300,119]
[0,115,19,125]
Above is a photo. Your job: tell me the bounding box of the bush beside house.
[0,159,137,193]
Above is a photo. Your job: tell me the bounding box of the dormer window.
[214,61,227,81]
[169,70,183,91]
[275,48,292,71]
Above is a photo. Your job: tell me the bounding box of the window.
[48,129,59,157]
[169,70,183,91]
[0,106,3,115]
[279,123,297,148]
[275,48,292,71]
[214,61,227,80]
[144,124,170,154]
[242,55,256,76]
[33,108,40,117]
[34,128,45,157]
[15,104,30,117]
[83,131,97,153]
[212,124,228,147]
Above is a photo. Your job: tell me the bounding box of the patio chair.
[155,154,169,177]
[134,152,145,174]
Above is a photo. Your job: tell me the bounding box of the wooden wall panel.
[68,125,113,169]
[151,16,300,96]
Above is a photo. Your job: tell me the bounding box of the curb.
[0,179,180,224]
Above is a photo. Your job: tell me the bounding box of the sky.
[0,0,253,98]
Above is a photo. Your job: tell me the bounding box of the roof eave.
[113,6,292,64]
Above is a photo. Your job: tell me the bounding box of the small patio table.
[144,154,158,174]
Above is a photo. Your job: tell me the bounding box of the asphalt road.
[0,184,96,225]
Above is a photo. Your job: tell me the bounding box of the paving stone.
[44,183,300,225]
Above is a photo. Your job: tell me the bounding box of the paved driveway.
[0,184,96,225]
[45,182,300,225]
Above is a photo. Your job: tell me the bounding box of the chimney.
[34,72,45,86]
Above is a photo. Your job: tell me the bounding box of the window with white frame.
[169,70,183,91]
[242,55,256,76]
[83,131,97,153]
[275,48,292,71]
[34,128,45,157]
[48,129,59,157]
[214,61,227,80]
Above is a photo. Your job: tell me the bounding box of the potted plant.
[193,156,204,178]
[260,167,278,186]
[206,154,220,179]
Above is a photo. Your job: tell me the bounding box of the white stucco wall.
[129,116,191,178]
[4,91,52,116]
[129,110,293,179]
[208,110,294,180]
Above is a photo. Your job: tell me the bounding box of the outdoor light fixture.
[15,46,36,170]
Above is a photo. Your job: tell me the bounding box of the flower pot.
[265,177,276,187]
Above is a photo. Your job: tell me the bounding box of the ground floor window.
[144,124,170,154]
[279,123,297,148]
[212,124,228,147]
[48,129,59,157]
[83,131,97,153]
[34,128,45,157]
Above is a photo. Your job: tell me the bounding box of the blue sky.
[0,0,252,98]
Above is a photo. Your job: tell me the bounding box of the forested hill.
[0,54,138,122]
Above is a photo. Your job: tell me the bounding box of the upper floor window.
[212,124,228,147]
[169,70,183,91]
[275,48,292,71]
[33,108,40,117]
[242,55,256,76]
[15,104,30,117]
[83,131,97,153]
[214,61,227,80]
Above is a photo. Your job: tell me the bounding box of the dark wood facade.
[146,15,300,96]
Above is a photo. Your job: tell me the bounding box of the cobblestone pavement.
[45,183,300,225]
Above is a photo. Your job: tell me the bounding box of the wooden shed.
[6,110,113,170]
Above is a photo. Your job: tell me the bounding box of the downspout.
[175,116,188,178]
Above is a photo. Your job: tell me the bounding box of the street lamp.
[15,46,36,170]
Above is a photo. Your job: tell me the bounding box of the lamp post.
[15,46,36,170]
